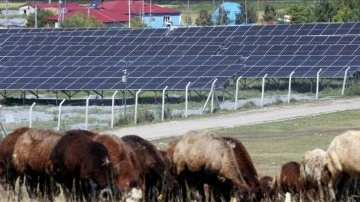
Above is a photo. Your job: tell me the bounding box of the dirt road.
[106,97,360,140]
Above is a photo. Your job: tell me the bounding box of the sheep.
[322,130,360,201]
[12,128,62,201]
[167,130,250,201]
[300,148,327,202]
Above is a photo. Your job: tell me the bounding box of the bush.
[61,13,104,28]
[137,108,155,123]
[115,113,133,126]
[242,101,257,109]
[345,85,360,96]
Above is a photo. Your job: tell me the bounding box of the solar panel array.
[0,23,359,91]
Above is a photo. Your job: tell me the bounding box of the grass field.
[151,109,360,177]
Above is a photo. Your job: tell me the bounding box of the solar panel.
[1,23,360,91]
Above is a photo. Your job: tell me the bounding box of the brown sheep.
[222,136,263,200]
[0,127,29,192]
[259,175,273,198]
[300,148,327,202]
[322,130,360,201]
[121,135,177,202]
[93,134,144,201]
[12,128,62,201]
[50,129,116,202]
[167,130,250,201]
[158,149,180,202]
[271,161,302,201]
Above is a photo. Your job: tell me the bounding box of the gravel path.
[106,97,360,140]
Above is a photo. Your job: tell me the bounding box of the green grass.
[0,2,23,10]
[152,109,360,177]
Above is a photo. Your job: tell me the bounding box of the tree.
[313,1,336,22]
[333,6,358,22]
[236,2,258,24]
[61,13,104,28]
[215,7,230,25]
[183,15,192,26]
[331,0,360,10]
[287,4,314,23]
[131,18,148,28]
[263,4,277,22]
[195,10,213,26]
[27,9,54,28]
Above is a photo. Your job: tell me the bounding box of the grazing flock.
[0,127,359,202]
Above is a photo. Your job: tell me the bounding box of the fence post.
[161,86,168,121]
[316,69,322,99]
[111,91,118,128]
[234,76,242,110]
[29,102,36,128]
[288,71,295,103]
[85,95,92,130]
[261,74,268,107]
[57,99,66,131]
[185,82,191,117]
[134,89,142,124]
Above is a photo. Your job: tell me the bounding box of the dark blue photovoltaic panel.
[1,23,360,91]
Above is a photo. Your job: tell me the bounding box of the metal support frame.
[234,76,242,110]
[57,99,66,131]
[342,66,351,96]
[316,69,322,99]
[202,79,218,113]
[134,89,142,124]
[111,91,118,128]
[261,74,268,107]
[29,102,36,128]
[85,95,92,130]
[161,86,168,121]
[120,60,129,115]
[288,71,295,103]
[185,82,191,118]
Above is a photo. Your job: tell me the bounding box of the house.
[18,2,83,16]
[211,2,241,25]
[47,0,182,28]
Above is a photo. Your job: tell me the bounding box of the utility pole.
[245,0,247,24]
[5,0,8,28]
[35,4,38,28]
[128,0,131,28]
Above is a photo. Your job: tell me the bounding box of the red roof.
[22,2,83,11]
[47,8,129,23]
[99,0,181,14]
[47,0,181,23]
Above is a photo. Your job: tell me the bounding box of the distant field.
[0,3,23,10]
[152,109,360,177]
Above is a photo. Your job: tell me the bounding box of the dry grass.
[153,109,360,177]
[1,109,359,201]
